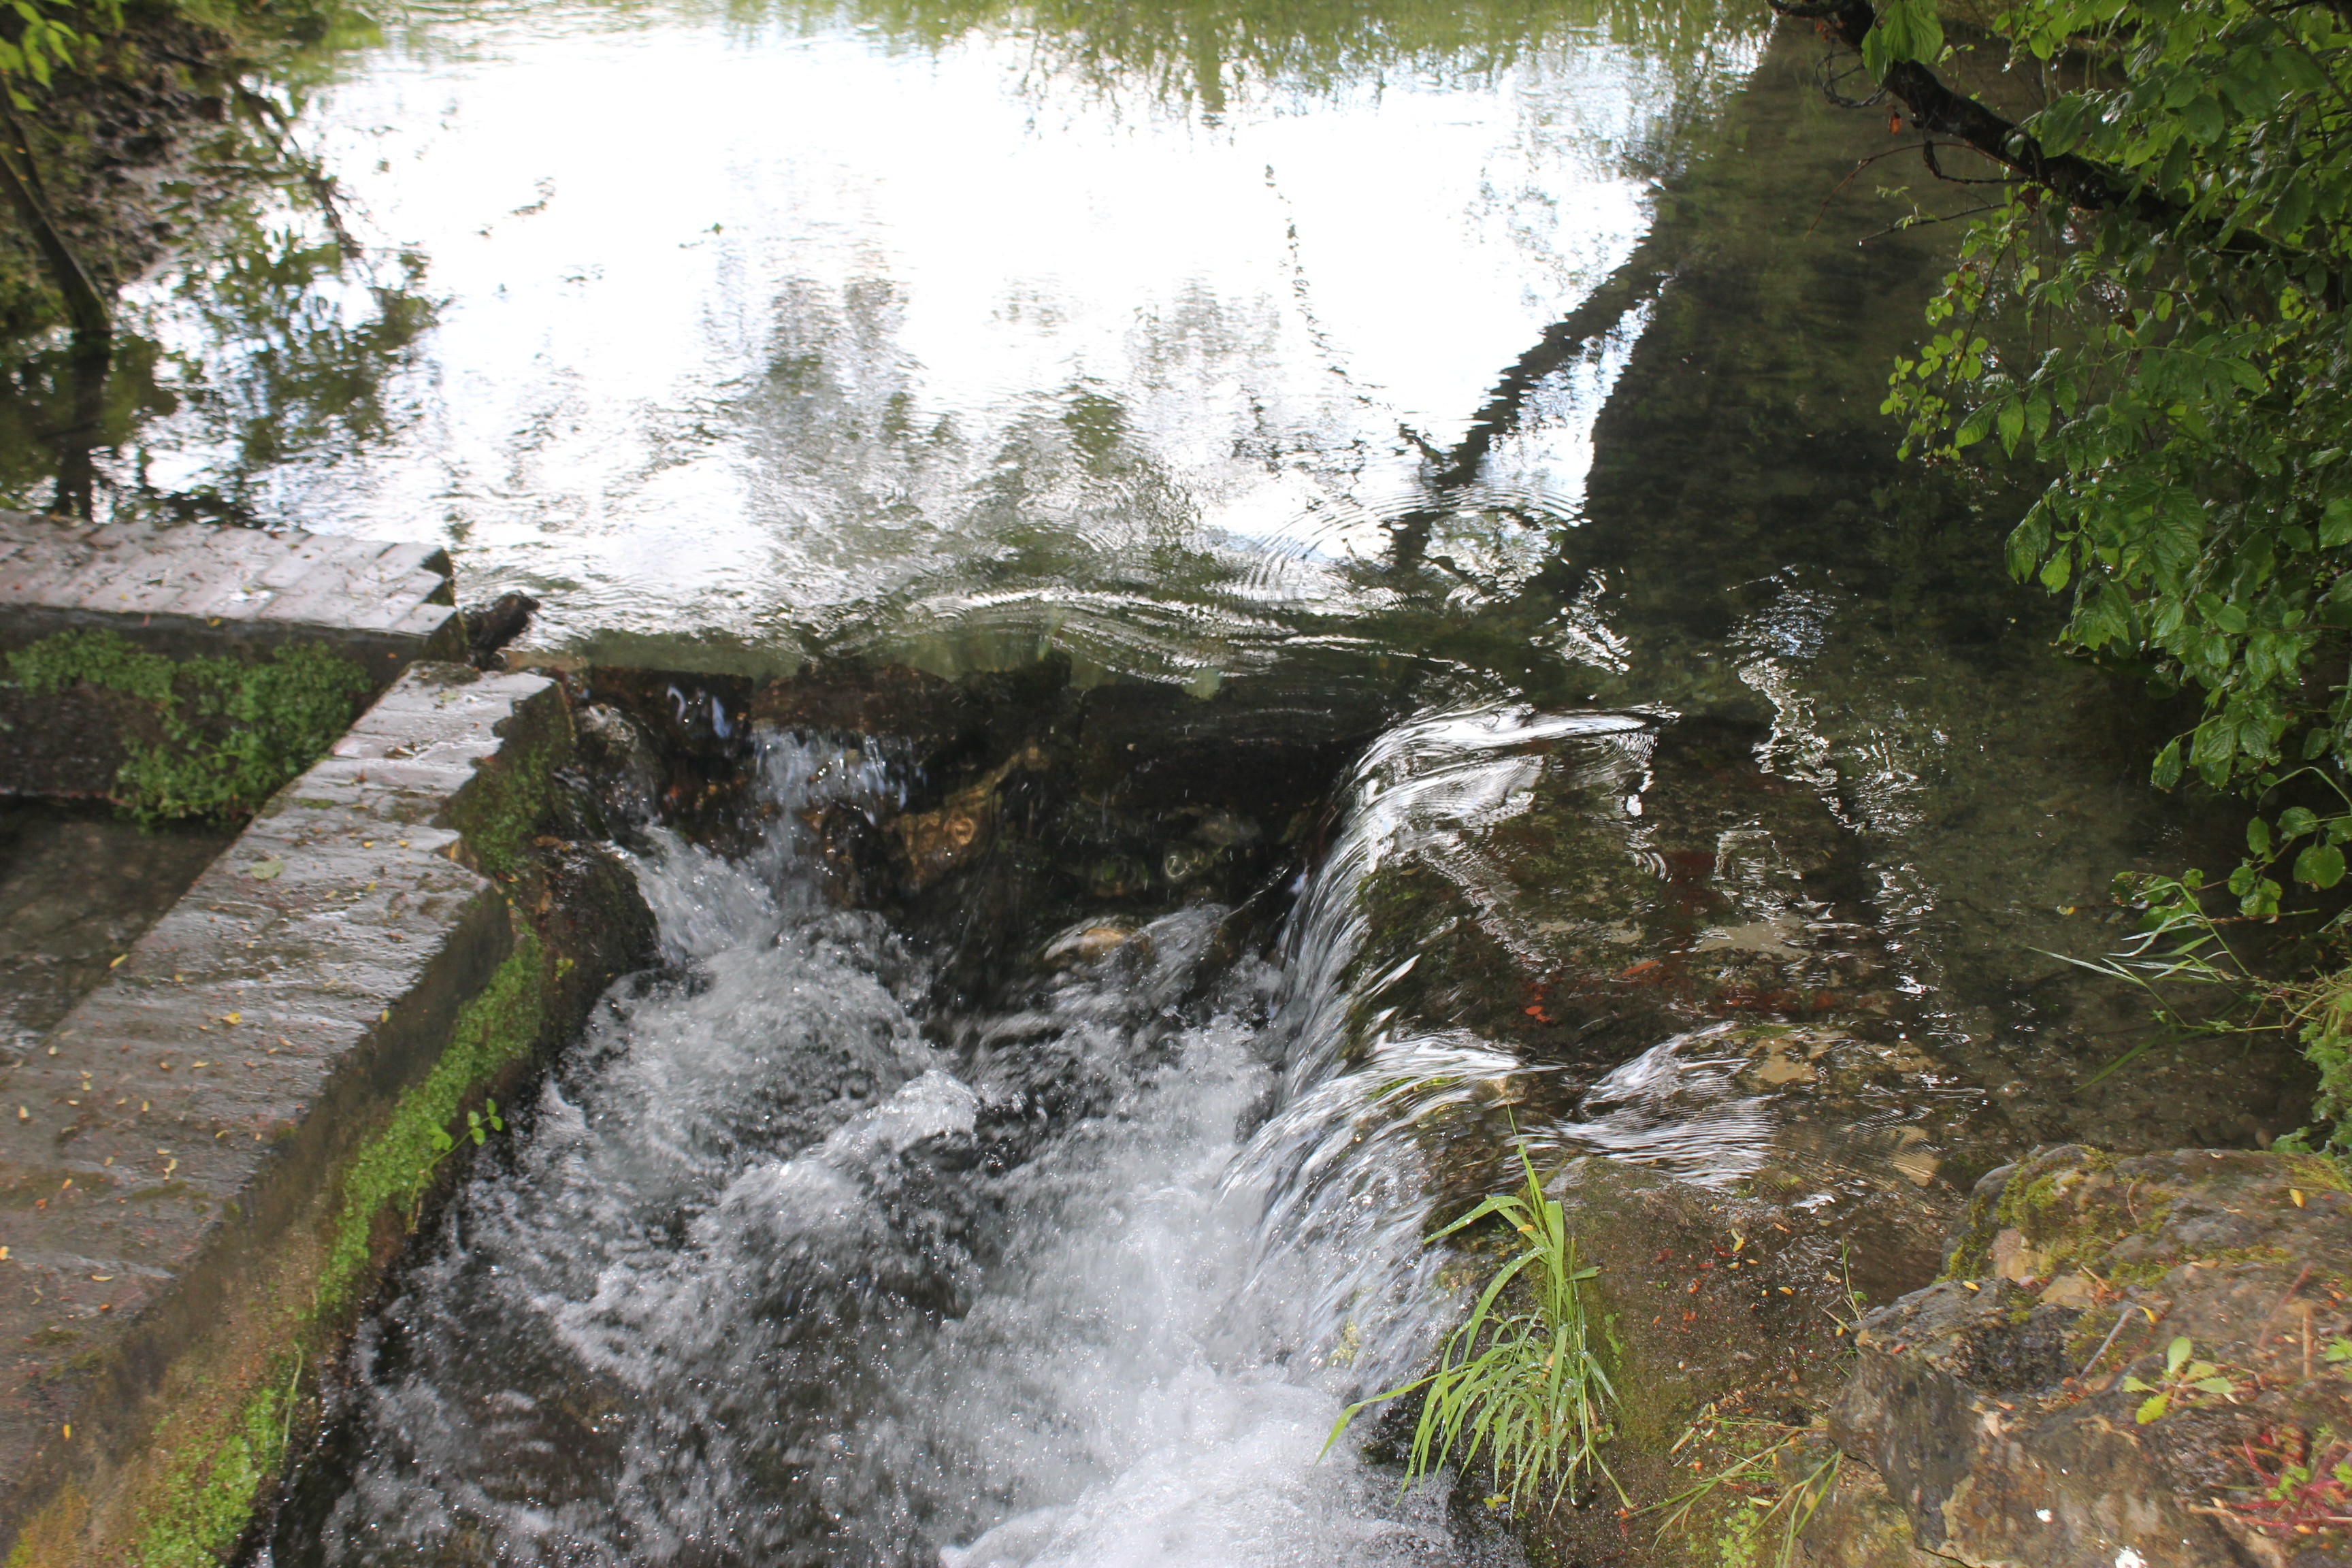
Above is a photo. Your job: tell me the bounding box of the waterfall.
[283,713,1657,1567]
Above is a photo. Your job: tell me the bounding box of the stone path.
[0,512,461,669]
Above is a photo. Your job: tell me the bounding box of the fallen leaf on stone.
[248,858,284,880]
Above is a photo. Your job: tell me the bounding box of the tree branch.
[0,97,109,345]
[1774,0,2183,225]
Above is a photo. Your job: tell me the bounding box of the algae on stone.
[6,629,369,825]
[317,924,546,1313]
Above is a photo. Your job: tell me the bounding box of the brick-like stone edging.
[0,514,465,800]
[0,664,589,1565]
[0,513,459,666]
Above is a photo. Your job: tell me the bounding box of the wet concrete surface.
[0,664,570,1559]
[0,804,236,1059]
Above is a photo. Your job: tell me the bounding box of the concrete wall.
[0,662,651,1567]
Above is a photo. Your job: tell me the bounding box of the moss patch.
[1,1484,86,1568]
[7,629,370,824]
[316,924,544,1313]
[130,1360,295,1568]
[442,712,565,879]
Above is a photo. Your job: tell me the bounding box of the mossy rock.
[1827,1145,2352,1567]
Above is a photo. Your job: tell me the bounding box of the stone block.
[0,665,574,1563]
[0,514,464,799]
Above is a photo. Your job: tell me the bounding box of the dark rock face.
[1819,1145,2352,1568]
[462,591,540,668]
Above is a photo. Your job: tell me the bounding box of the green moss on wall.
[316,924,545,1313]
[443,719,564,879]
[131,1362,294,1568]
[7,629,370,824]
[74,923,552,1566]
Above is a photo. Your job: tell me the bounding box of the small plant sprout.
[2217,1428,2352,1537]
[408,1099,506,1228]
[1321,1145,1618,1514]
[2124,1336,2236,1423]
[1647,1432,1842,1568]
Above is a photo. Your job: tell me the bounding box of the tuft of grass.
[1324,1146,1618,1514]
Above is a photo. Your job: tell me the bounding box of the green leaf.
[1861,0,1944,78]
[2180,93,2225,144]
[2136,1391,2171,1424]
[2249,817,2273,858]
[2166,1336,2193,1375]
[2323,500,2352,551]
[2031,94,2095,156]
[2151,739,2183,789]
[2008,514,2052,581]
[2296,843,2345,889]
[2281,807,2319,840]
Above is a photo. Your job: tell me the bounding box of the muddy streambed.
[0,0,2307,1561]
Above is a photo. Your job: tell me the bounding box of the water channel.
[0,0,2313,1560]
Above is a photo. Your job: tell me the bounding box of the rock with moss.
[1821,1145,2352,1568]
[1491,1156,1861,1568]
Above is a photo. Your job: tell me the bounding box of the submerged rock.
[1813,1145,2352,1568]
[895,779,996,887]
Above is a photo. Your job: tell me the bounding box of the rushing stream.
[268,725,1559,1566]
[0,0,2319,1557]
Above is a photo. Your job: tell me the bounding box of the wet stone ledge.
[0,663,640,1567]
[0,514,463,798]
[1806,1145,2352,1568]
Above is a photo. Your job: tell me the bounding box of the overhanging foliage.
[1800,0,2352,924]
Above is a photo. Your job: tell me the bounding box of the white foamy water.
[289,730,1549,1567]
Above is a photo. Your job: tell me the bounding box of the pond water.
[0,0,2308,1560]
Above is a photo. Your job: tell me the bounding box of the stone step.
[0,514,466,800]
[0,511,461,674]
[0,664,576,1563]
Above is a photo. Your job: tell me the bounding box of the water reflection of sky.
[114,7,1760,664]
